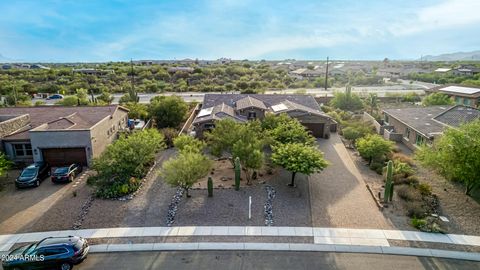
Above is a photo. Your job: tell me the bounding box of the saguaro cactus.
[384,160,394,202]
[234,157,241,191]
[207,177,213,197]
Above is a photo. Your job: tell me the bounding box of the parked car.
[46,94,64,100]
[15,162,50,188]
[1,236,89,270]
[51,164,83,183]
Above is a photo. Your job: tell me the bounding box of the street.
[74,251,479,270]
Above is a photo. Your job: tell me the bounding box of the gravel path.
[310,134,391,229]
[174,169,311,227]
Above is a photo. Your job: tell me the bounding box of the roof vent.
[425,123,431,126]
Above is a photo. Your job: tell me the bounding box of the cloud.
[390,0,480,35]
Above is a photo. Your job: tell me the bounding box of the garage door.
[302,123,324,138]
[42,148,87,166]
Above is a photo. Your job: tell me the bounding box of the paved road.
[310,134,391,229]
[32,80,430,105]
[73,251,479,270]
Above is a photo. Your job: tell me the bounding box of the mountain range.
[421,50,480,61]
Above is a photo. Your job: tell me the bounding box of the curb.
[86,242,480,262]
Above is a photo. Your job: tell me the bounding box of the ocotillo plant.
[234,157,241,191]
[207,177,213,197]
[384,160,393,203]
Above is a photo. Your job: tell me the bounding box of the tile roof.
[383,106,453,137]
[203,94,322,111]
[193,103,246,124]
[235,96,267,110]
[0,105,128,139]
[383,105,480,137]
[434,105,480,127]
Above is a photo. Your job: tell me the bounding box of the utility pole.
[130,59,138,103]
[324,56,329,91]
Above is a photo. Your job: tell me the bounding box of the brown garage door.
[42,148,87,166]
[302,123,325,138]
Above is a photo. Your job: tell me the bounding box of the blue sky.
[0,0,479,62]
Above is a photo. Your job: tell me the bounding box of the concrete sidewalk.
[1,226,480,252]
[84,242,480,262]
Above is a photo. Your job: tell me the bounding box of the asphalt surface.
[73,251,479,270]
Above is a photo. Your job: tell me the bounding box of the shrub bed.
[88,129,166,198]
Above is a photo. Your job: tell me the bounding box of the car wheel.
[35,180,40,187]
[60,262,73,270]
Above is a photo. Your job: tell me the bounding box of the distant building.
[425,85,480,107]
[434,68,452,73]
[452,65,480,76]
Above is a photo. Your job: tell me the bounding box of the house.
[452,65,480,76]
[379,105,480,151]
[0,105,129,166]
[425,85,480,107]
[192,94,336,139]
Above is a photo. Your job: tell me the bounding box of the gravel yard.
[347,141,480,235]
[174,168,312,227]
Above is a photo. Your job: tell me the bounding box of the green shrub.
[404,201,427,218]
[411,217,427,229]
[392,161,414,177]
[390,152,415,166]
[90,129,166,198]
[396,185,422,201]
[395,175,419,185]
[418,183,433,196]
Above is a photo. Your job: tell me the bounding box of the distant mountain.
[421,50,480,61]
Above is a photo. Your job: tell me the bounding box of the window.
[415,134,425,146]
[463,98,471,106]
[42,248,68,256]
[404,128,410,140]
[384,114,389,124]
[455,96,462,104]
[248,111,256,119]
[13,144,32,157]
[204,123,215,129]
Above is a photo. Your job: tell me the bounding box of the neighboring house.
[379,105,480,151]
[452,65,480,76]
[193,94,336,139]
[0,105,129,166]
[425,85,480,107]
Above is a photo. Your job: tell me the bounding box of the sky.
[0,0,479,62]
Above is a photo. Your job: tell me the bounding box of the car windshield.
[54,167,69,175]
[20,168,37,178]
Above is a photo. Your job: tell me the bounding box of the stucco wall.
[90,109,129,159]
[29,130,92,163]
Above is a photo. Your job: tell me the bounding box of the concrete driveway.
[309,133,391,229]
[0,171,82,234]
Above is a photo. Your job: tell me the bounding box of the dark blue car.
[1,236,89,270]
[46,94,64,100]
[15,162,50,188]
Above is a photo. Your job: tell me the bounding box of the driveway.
[309,133,391,229]
[0,172,83,234]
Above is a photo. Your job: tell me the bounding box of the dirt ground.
[196,159,277,189]
[346,141,480,235]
